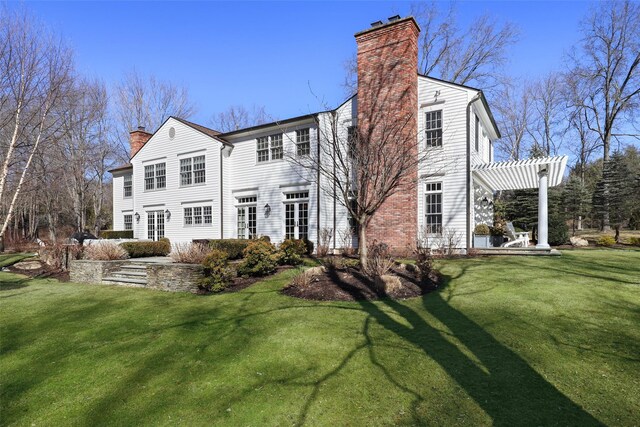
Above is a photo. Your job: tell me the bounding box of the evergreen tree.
[562,175,591,234]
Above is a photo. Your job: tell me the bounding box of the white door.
[285,201,308,240]
[147,210,165,241]
[237,205,257,239]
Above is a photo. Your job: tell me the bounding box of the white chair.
[502,222,530,248]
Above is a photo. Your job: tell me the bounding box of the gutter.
[220,145,224,238]
[466,93,482,250]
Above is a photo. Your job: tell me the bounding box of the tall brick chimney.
[129,126,153,158]
[355,16,420,255]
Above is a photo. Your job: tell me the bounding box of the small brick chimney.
[355,16,420,255]
[129,126,153,158]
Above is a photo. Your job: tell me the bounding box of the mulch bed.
[282,265,440,301]
[4,260,70,282]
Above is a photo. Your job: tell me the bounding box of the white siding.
[130,118,223,243]
[112,170,133,231]
[417,76,472,248]
[223,118,319,246]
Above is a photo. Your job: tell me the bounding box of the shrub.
[39,243,83,270]
[84,242,129,261]
[302,238,314,255]
[209,239,251,260]
[548,213,569,246]
[364,241,394,278]
[279,239,307,265]
[199,249,235,292]
[120,240,171,258]
[259,235,271,243]
[317,228,333,257]
[170,242,210,264]
[289,269,315,288]
[100,230,133,239]
[474,224,490,235]
[321,256,345,270]
[237,240,278,277]
[597,235,616,247]
[414,246,434,282]
[629,237,640,246]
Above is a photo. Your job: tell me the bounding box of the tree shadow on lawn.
[352,272,605,426]
[0,274,30,292]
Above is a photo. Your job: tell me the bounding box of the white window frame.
[256,133,284,163]
[144,162,166,191]
[123,174,132,198]
[124,214,133,230]
[236,196,258,239]
[425,110,443,148]
[180,155,206,187]
[183,205,212,227]
[283,191,310,240]
[424,181,443,236]
[296,128,310,157]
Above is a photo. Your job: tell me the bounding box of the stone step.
[110,270,147,278]
[121,264,147,270]
[102,277,148,286]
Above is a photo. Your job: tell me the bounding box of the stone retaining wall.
[146,263,203,293]
[69,260,127,284]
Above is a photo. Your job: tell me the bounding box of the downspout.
[332,111,337,251]
[220,145,224,239]
[466,93,482,250]
[315,115,321,250]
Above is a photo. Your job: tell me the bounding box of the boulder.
[570,236,589,247]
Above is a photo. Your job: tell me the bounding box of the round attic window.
[169,127,176,139]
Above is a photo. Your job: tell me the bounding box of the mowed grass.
[0,253,33,269]
[1,250,638,426]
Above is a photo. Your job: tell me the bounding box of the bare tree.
[343,3,518,95]
[569,0,640,160]
[0,6,73,250]
[493,79,532,161]
[112,69,197,160]
[527,72,566,156]
[209,104,270,132]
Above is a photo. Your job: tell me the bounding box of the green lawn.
[1,251,639,426]
[0,253,33,269]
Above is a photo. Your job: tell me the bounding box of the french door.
[285,201,308,240]
[147,210,165,241]
[237,205,257,239]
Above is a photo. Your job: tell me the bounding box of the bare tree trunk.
[358,220,368,272]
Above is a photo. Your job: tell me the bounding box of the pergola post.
[536,167,550,249]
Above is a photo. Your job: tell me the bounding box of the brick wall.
[130,127,153,158]
[355,18,420,255]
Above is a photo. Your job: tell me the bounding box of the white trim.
[472,156,568,191]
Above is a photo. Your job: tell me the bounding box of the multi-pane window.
[425,110,443,148]
[124,214,133,230]
[144,163,166,191]
[123,174,132,198]
[425,182,443,235]
[184,206,212,227]
[347,126,357,158]
[180,155,206,186]
[257,137,269,162]
[257,134,284,162]
[296,128,310,156]
[285,191,309,200]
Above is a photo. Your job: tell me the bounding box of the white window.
[180,155,206,186]
[123,174,132,198]
[347,126,357,158]
[475,115,480,152]
[124,214,133,230]
[144,162,166,191]
[425,110,443,148]
[184,205,212,227]
[257,133,283,163]
[296,128,310,156]
[425,182,443,235]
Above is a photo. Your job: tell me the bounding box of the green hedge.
[100,230,133,239]
[208,239,252,260]
[120,239,170,258]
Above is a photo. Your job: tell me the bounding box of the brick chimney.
[129,126,153,158]
[355,16,420,255]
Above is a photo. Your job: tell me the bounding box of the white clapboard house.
[110,16,566,253]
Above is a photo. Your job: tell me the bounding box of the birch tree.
[0,7,73,251]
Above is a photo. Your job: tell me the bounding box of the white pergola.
[472,156,568,248]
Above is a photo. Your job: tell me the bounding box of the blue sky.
[24,1,592,126]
